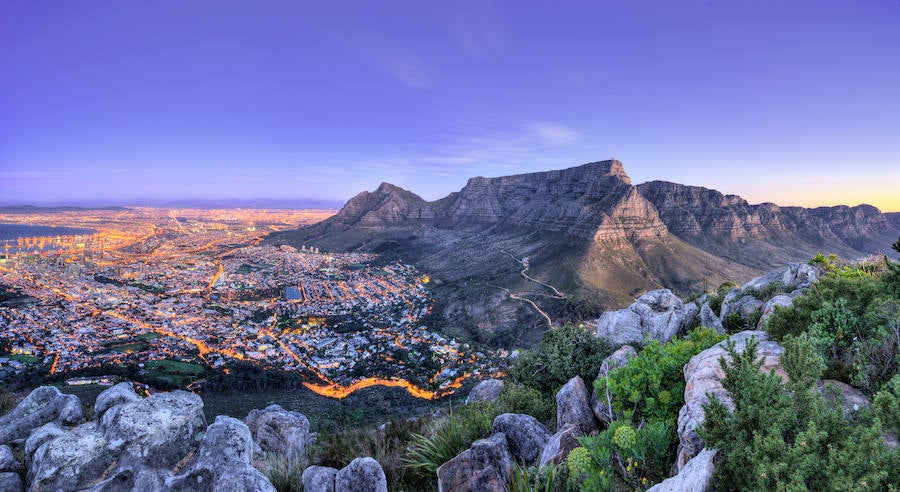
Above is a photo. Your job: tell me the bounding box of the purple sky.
[2,1,899,211]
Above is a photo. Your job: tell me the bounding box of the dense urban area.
[0,208,502,399]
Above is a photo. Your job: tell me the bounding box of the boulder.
[699,303,724,334]
[647,448,716,492]
[100,390,206,469]
[466,379,505,405]
[595,289,699,345]
[166,416,275,492]
[676,331,785,470]
[742,262,819,292]
[720,295,764,326]
[0,386,83,444]
[334,457,388,492]
[93,382,141,420]
[757,293,796,329]
[590,345,637,426]
[28,422,113,491]
[539,423,581,467]
[437,433,512,492]
[0,472,23,492]
[0,445,15,473]
[24,422,64,463]
[302,465,338,492]
[556,377,597,434]
[244,404,311,460]
[817,380,870,417]
[491,414,551,466]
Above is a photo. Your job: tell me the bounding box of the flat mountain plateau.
[267,160,899,346]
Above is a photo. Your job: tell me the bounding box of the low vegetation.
[700,335,899,491]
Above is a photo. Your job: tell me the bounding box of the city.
[0,208,502,400]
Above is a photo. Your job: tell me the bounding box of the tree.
[893,234,900,255]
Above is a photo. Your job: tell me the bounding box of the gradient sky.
[2,0,899,210]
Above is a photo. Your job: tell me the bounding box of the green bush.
[598,327,723,425]
[764,257,898,394]
[264,453,305,492]
[706,282,739,318]
[723,312,746,333]
[404,401,500,479]
[497,382,556,427]
[509,324,613,395]
[580,328,723,489]
[699,334,899,491]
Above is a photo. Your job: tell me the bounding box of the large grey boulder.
[742,262,819,293]
[28,422,113,491]
[595,290,699,345]
[100,390,206,470]
[676,331,785,470]
[244,404,311,460]
[491,414,551,466]
[647,448,716,492]
[590,345,637,426]
[24,422,64,463]
[0,472,23,492]
[166,416,275,492]
[757,294,796,329]
[0,386,83,444]
[699,303,724,334]
[334,457,387,492]
[302,465,338,492]
[28,390,207,491]
[0,444,16,472]
[437,433,513,492]
[93,382,141,420]
[539,423,581,467]
[556,376,597,434]
[466,379,504,405]
[720,294,764,326]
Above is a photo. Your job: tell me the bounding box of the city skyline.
[2,1,899,211]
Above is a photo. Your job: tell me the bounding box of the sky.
[1,0,899,211]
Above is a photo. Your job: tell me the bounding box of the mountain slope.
[268,161,753,346]
[636,181,899,267]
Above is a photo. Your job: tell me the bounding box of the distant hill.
[0,199,343,211]
[0,205,129,214]
[267,160,900,347]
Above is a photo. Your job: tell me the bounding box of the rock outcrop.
[466,379,505,405]
[556,376,597,434]
[594,290,699,346]
[539,423,582,467]
[699,303,724,333]
[491,414,551,466]
[93,382,141,420]
[590,345,637,426]
[676,331,786,470]
[333,457,388,492]
[437,433,513,492]
[647,448,716,492]
[0,386,83,445]
[757,293,796,328]
[244,404,311,460]
[302,465,339,492]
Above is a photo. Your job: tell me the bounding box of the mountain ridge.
[268,160,898,347]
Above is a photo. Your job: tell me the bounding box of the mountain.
[635,181,899,269]
[268,160,898,347]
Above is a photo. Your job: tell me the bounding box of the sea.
[0,223,95,241]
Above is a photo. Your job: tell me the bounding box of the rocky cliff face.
[268,161,899,347]
[637,181,898,267]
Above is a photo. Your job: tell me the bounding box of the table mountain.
[267,160,898,347]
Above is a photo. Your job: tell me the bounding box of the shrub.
[0,386,17,416]
[699,334,899,491]
[264,453,305,492]
[706,281,739,317]
[404,401,500,479]
[507,461,558,492]
[581,328,723,489]
[497,382,555,427]
[723,312,746,333]
[598,327,723,425]
[509,324,613,395]
[311,417,430,489]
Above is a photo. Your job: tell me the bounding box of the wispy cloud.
[532,122,578,144]
[383,56,432,89]
[452,2,511,60]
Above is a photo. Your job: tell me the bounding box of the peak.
[375,182,405,193]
